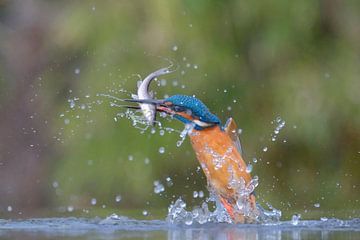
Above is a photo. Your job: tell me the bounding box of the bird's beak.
[123,99,165,105]
[123,99,174,114]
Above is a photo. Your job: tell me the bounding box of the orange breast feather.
[189,119,257,222]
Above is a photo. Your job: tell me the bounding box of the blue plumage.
[164,95,221,127]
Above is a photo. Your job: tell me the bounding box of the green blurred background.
[0,0,359,220]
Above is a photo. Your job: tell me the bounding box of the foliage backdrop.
[0,0,359,219]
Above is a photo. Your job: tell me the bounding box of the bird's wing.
[224,117,243,156]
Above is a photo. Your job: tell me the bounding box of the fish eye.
[172,106,186,112]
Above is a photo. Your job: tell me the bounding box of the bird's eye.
[172,106,185,112]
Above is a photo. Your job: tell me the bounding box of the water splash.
[167,182,281,225]
[176,123,195,147]
[166,196,231,225]
[291,214,301,226]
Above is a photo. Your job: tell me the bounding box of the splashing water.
[167,181,282,225]
[166,193,232,225]
[291,214,301,226]
[176,123,195,147]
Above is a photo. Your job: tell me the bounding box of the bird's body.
[189,120,257,223]
[127,82,259,223]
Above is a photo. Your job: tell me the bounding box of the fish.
[133,67,171,125]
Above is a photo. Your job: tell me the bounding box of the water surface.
[0,216,359,240]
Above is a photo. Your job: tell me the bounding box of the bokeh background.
[0,0,359,220]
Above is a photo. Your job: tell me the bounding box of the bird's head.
[126,95,221,130]
[160,95,221,130]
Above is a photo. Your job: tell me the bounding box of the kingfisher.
[126,94,258,223]
[124,67,258,223]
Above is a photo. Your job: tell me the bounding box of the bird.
[126,94,259,223]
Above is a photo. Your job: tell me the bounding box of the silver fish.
[133,67,171,125]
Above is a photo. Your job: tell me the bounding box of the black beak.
[123,99,165,105]
[123,99,174,114]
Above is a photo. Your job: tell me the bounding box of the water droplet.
[166,177,173,187]
[263,147,268,152]
[193,64,198,69]
[64,119,70,125]
[193,191,198,198]
[172,45,178,51]
[144,158,150,164]
[153,180,165,194]
[67,206,74,212]
[159,147,165,154]
[246,164,253,173]
[314,203,320,208]
[198,191,204,198]
[172,80,178,86]
[128,155,134,161]
[52,181,59,188]
[160,79,167,86]
[115,195,122,203]
[142,210,148,216]
[159,130,165,136]
[74,68,80,75]
[7,206,12,212]
[91,198,97,205]
[69,99,75,109]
